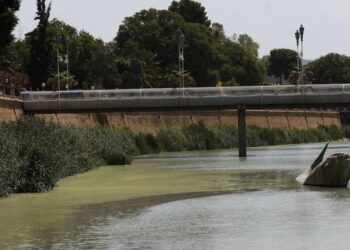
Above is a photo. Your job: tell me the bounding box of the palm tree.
[140,51,161,88]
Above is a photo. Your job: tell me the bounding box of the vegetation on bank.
[0,117,346,197]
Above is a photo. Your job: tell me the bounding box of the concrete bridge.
[21,84,350,157]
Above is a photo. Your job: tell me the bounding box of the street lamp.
[295,29,300,75]
[65,38,70,88]
[299,25,305,72]
[178,29,185,89]
[56,34,62,92]
[294,25,305,85]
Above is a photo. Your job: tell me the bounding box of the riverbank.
[0,116,347,197]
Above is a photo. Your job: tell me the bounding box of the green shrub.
[0,128,22,196]
[182,122,215,150]
[157,128,187,152]
[318,124,344,140]
[212,124,238,149]
[247,126,266,147]
[135,133,160,154]
[82,127,138,166]
[0,117,140,197]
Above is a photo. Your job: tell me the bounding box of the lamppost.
[56,34,63,92]
[299,25,305,85]
[295,29,300,76]
[177,28,188,95]
[294,25,305,85]
[65,38,70,88]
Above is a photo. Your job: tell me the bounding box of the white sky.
[16,0,350,59]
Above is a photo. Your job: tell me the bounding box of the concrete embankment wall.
[0,98,23,122]
[0,98,341,133]
[35,110,341,134]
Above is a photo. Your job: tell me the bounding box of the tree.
[27,0,52,90]
[169,0,211,27]
[0,0,21,69]
[115,6,265,88]
[268,48,298,83]
[219,40,264,85]
[116,9,186,73]
[140,51,161,88]
[30,19,116,90]
[238,34,259,59]
[184,23,217,86]
[309,53,350,84]
[211,23,226,43]
[0,0,21,53]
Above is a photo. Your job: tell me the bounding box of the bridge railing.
[0,84,23,99]
[20,84,350,111]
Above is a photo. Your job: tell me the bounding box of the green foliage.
[135,133,160,154]
[220,64,235,82]
[115,7,265,88]
[318,124,344,140]
[27,0,52,90]
[0,117,140,197]
[309,53,350,83]
[0,0,20,55]
[85,127,138,165]
[238,34,259,59]
[157,128,187,152]
[220,40,265,85]
[211,23,226,42]
[247,125,343,147]
[0,128,22,196]
[182,122,215,150]
[169,0,211,27]
[184,23,217,86]
[211,124,238,149]
[268,48,298,83]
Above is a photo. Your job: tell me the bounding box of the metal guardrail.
[21,84,350,112]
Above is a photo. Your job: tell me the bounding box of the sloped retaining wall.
[0,98,341,133]
[34,110,340,134]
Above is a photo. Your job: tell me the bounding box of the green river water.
[1,143,350,249]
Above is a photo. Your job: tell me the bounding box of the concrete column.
[238,105,247,157]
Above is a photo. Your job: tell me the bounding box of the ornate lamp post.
[299,25,305,75]
[178,29,185,90]
[295,25,305,85]
[65,38,70,88]
[295,29,300,76]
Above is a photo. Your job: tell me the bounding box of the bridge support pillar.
[238,105,247,157]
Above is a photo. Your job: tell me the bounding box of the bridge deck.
[21,84,350,112]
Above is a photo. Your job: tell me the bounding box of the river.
[1,142,350,249]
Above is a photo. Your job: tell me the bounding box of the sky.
[16,0,350,60]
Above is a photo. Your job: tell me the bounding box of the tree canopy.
[26,0,52,89]
[268,48,298,83]
[169,0,211,27]
[0,0,21,53]
[309,53,350,84]
[115,8,265,87]
[238,34,259,59]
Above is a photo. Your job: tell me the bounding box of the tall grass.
[0,117,138,197]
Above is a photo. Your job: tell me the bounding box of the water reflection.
[55,190,350,250]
